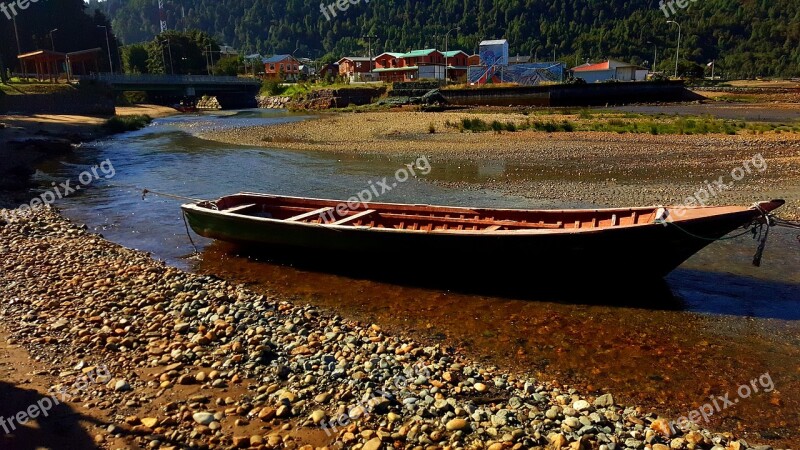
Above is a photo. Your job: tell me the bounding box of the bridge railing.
[79,73,261,86]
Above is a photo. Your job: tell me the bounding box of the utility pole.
[361,35,377,77]
[12,16,21,55]
[667,20,681,78]
[445,26,460,83]
[161,38,174,74]
[49,29,58,51]
[647,41,657,73]
[97,25,114,74]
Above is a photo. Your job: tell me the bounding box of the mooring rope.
[139,187,204,255]
[140,188,206,203]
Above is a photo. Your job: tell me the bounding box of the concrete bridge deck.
[80,74,261,108]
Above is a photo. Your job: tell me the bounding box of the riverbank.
[195,109,800,221]
[0,105,176,202]
[0,207,786,449]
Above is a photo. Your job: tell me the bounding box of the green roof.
[372,66,419,72]
[441,50,466,57]
[400,49,438,58]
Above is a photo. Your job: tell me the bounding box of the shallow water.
[29,109,800,446]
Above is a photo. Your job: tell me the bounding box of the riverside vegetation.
[0,206,788,449]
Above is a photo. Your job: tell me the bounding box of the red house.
[373,49,450,82]
[263,55,300,80]
[337,57,373,77]
[442,50,469,81]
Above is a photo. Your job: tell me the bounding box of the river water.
[31,110,800,446]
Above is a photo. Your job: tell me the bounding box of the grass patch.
[103,115,152,133]
[449,112,798,136]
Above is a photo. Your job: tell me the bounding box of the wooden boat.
[181,193,784,279]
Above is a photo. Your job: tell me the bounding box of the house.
[263,54,300,80]
[337,56,373,77]
[219,45,238,58]
[318,62,339,79]
[479,39,509,66]
[373,49,449,82]
[570,59,648,83]
[442,50,469,81]
[17,48,103,81]
[467,54,481,66]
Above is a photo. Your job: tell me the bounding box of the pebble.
[0,208,780,450]
[446,418,468,431]
[192,412,215,425]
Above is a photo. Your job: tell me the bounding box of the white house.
[571,59,648,83]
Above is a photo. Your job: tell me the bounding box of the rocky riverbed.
[0,207,788,450]
[193,109,800,221]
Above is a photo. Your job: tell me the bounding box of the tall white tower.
[158,0,167,32]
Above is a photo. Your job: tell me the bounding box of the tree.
[122,44,149,74]
[213,56,242,76]
[145,30,219,75]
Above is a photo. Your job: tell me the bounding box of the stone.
[114,380,131,392]
[593,394,614,407]
[363,437,382,450]
[446,418,468,431]
[258,407,276,421]
[276,404,291,418]
[310,410,326,424]
[548,433,568,449]
[572,400,590,411]
[685,431,704,444]
[651,418,673,438]
[192,412,215,425]
[232,436,249,448]
[141,417,158,428]
[474,382,488,392]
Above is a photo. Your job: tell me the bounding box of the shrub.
[428,122,436,134]
[103,115,152,133]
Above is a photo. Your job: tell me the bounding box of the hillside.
[100,0,800,78]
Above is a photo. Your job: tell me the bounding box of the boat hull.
[182,201,765,280]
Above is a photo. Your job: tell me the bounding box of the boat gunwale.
[180,193,772,237]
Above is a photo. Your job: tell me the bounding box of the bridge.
[80,74,262,108]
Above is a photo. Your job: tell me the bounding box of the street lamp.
[667,20,681,78]
[160,38,174,74]
[444,26,460,83]
[97,25,114,75]
[49,28,58,51]
[646,40,657,73]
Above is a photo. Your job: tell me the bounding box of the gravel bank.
[192,110,800,221]
[0,207,786,450]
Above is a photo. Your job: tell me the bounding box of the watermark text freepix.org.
[1,0,44,21]
[659,0,698,18]
[1,159,115,222]
[0,365,109,435]
[320,155,431,223]
[320,0,371,21]
[665,372,774,434]
[666,153,766,222]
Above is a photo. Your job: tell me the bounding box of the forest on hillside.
[100,0,800,78]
